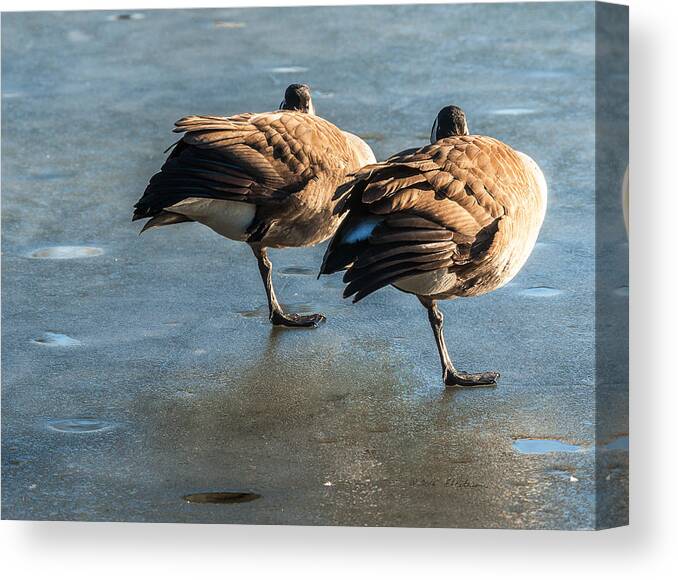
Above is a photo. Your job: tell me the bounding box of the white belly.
[516,151,548,225]
[394,269,457,296]
[167,198,255,241]
[474,151,547,289]
[342,131,377,166]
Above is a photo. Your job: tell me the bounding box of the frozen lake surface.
[2,3,627,529]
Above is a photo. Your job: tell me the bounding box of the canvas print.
[1,2,628,529]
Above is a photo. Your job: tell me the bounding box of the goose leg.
[250,245,326,328]
[418,296,499,387]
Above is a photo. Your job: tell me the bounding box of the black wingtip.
[342,285,355,301]
[319,241,364,277]
[163,138,182,154]
[318,247,336,278]
[318,252,328,278]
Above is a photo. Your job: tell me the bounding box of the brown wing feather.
[323,135,529,301]
[134,111,357,221]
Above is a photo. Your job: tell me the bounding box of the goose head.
[430,105,469,143]
[280,83,315,115]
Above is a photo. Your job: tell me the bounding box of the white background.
[0,0,676,578]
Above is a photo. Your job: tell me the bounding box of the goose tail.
[138,211,192,235]
[319,216,381,277]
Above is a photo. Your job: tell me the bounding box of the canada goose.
[133,85,375,327]
[320,106,547,386]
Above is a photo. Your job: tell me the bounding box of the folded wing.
[133,111,354,222]
[322,135,532,301]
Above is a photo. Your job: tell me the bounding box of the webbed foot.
[270,311,326,328]
[444,369,500,388]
